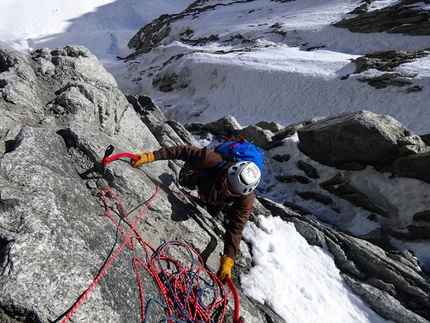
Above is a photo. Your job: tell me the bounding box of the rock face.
[1,41,430,323]
[0,41,273,323]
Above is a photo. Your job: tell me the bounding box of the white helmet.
[227,161,261,195]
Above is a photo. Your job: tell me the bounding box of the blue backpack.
[213,137,264,172]
[198,136,264,177]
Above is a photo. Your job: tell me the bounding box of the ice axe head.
[104,145,114,158]
[101,145,115,174]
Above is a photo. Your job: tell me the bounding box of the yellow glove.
[131,152,155,168]
[217,256,234,282]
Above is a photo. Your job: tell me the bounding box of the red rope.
[61,185,234,323]
[225,277,242,323]
[61,185,160,323]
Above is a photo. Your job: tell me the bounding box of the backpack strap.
[200,160,227,177]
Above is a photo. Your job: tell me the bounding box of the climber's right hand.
[131,152,155,168]
[217,256,234,283]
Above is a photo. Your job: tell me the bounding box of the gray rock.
[413,211,430,222]
[297,110,429,167]
[353,50,430,74]
[274,117,325,140]
[296,160,319,179]
[276,175,310,184]
[296,191,334,206]
[0,126,125,323]
[186,115,280,150]
[186,115,243,138]
[238,124,276,150]
[321,176,388,217]
[255,120,284,133]
[384,152,430,185]
[343,275,430,323]
[333,0,430,36]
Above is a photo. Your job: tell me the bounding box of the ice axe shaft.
[225,276,244,323]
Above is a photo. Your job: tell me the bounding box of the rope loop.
[61,185,233,323]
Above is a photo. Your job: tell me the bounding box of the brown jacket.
[153,146,254,261]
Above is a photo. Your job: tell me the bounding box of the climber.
[130,145,261,283]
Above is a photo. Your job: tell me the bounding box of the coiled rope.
[60,185,234,323]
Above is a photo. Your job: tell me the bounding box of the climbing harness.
[59,147,244,322]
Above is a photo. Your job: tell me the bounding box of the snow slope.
[115,0,430,134]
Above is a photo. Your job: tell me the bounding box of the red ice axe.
[102,145,139,168]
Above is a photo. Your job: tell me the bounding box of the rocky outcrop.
[341,49,430,90]
[352,50,430,75]
[1,41,430,323]
[333,0,430,36]
[185,115,280,150]
[333,1,430,90]
[126,1,235,59]
[383,152,430,185]
[297,110,430,168]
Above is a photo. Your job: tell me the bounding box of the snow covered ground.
[112,0,430,135]
[1,1,429,322]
